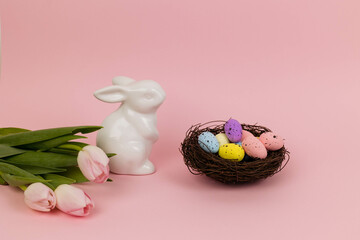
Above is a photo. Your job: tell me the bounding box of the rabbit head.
[94,76,166,113]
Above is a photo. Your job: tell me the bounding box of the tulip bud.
[24,182,56,212]
[77,145,110,183]
[55,184,94,217]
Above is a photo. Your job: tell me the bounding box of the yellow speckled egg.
[215,133,230,146]
[219,143,245,161]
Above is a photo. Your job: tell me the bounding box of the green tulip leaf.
[49,141,90,155]
[60,166,89,183]
[0,126,102,146]
[0,175,7,185]
[0,173,50,187]
[58,143,116,158]
[107,153,116,158]
[19,135,86,151]
[42,174,76,188]
[58,141,88,149]
[0,127,30,137]
[5,152,78,168]
[56,143,82,152]
[0,162,39,178]
[0,144,26,158]
[48,148,79,156]
[18,165,66,175]
[0,160,66,174]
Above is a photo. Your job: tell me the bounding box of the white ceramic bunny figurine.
[94,76,166,175]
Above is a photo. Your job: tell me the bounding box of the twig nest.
[180,120,290,184]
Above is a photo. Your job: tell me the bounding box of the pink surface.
[0,0,360,239]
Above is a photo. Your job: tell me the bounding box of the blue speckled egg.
[235,141,242,146]
[224,119,243,142]
[198,132,220,153]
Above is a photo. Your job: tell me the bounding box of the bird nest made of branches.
[180,121,290,184]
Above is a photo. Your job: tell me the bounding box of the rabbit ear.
[112,76,135,86]
[94,85,127,103]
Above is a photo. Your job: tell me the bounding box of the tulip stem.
[57,144,83,152]
[19,185,27,191]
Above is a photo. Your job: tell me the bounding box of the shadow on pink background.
[0,0,359,239]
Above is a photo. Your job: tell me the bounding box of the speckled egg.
[215,133,230,146]
[218,143,245,161]
[240,130,254,142]
[235,141,242,146]
[259,132,284,151]
[242,154,254,162]
[242,137,267,159]
[224,119,242,142]
[198,132,220,153]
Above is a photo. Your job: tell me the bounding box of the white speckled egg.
[218,143,245,161]
[215,133,230,146]
[259,132,284,151]
[198,132,220,153]
[242,137,267,159]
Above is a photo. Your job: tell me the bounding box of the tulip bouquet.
[0,126,112,217]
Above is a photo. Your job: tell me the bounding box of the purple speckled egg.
[259,132,284,151]
[242,136,267,159]
[224,119,242,143]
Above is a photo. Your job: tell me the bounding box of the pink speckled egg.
[259,132,284,151]
[240,130,254,142]
[242,137,267,159]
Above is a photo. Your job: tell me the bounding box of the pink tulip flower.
[77,145,110,183]
[24,182,56,212]
[55,184,94,217]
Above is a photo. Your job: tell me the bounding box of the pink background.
[0,0,359,239]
